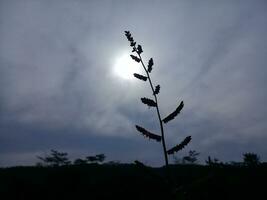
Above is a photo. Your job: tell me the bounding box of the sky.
[0,0,267,167]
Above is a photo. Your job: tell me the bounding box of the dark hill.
[0,164,266,200]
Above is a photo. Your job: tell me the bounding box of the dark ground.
[0,163,266,200]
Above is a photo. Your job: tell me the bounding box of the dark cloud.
[0,0,267,166]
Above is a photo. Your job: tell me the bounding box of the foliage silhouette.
[73,154,106,165]
[167,136,191,155]
[86,154,106,163]
[133,73,147,81]
[3,152,267,199]
[205,156,221,166]
[243,152,260,167]
[3,157,267,200]
[182,150,200,164]
[124,31,191,168]
[162,101,184,124]
[104,160,121,165]
[135,125,161,142]
[73,158,88,165]
[37,149,71,167]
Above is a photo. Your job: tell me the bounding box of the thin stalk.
[137,53,169,167]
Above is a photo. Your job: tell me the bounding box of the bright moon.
[113,53,142,80]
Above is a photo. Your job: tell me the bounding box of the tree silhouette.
[205,156,222,166]
[37,149,71,167]
[73,158,88,165]
[182,150,199,164]
[243,152,260,167]
[86,154,106,164]
[124,31,191,168]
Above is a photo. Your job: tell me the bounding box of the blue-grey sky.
[1,0,267,167]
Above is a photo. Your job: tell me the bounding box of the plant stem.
[137,53,169,167]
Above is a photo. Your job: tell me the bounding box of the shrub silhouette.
[73,158,88,165]
[86,154,106,164]
[37,149,71,167]
[124,31,191,168]
[73,154,106,165]
[205,156,223,166]
[182,150,200,164]
[243,152,260,167]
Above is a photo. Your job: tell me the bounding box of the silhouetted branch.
[124,31,192,169]
[130,55,141,63]
[137,45,143,54]
[133,73,147,81]
[154,85,160,95]
[167,136,191,155]
[141,97,157,107]
[135,125,162,142]
[147,58,153,73]
[162,101,184,124]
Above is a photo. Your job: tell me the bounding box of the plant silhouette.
[124,31,191,168]
[86,154,106,163]
[37,149,71,167]
[182,150,200,164]
[205,156,221,166]
[243,152,261,167]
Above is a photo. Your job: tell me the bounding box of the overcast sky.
[0,0,267,167]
